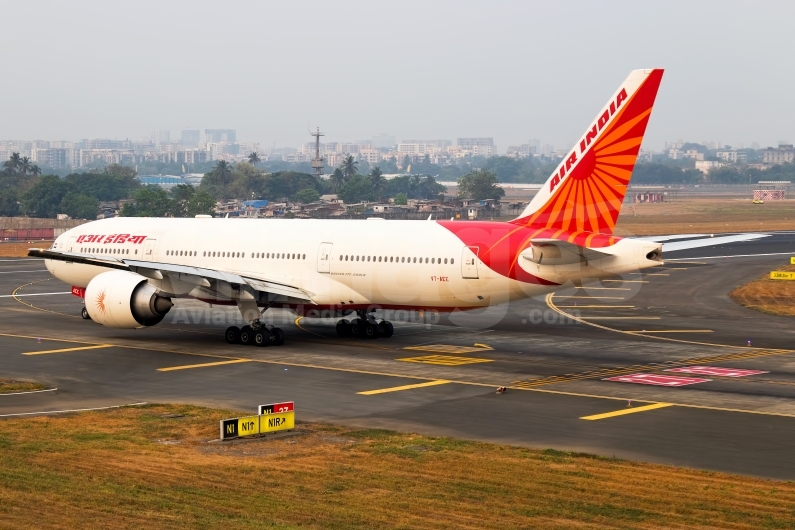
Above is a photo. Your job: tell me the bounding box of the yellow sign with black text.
[770,271,795,280]
[791,257,795,265]
[260,411,295,433]
[220,411,295,440]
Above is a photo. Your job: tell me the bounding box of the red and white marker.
[604,373,711,387]
[665,366,768,377]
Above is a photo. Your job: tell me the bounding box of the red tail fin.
[512,69,664,235]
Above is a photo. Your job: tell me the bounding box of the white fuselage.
[46,217,661,315]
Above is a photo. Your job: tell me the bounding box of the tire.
[225,326,241,344]
[254,330,269,347]
[81,307,91,320]
[273,328,285,346]
[240,326,255,346]
[349,318,362,337]
[336,320,349,337]
[363,322,378,339]
[379,321,394,338]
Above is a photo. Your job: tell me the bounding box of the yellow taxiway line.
[22,344,113,355]
[552,296,626,299]
[357,380,451,395]
[581,403,674,421]
[157,359,252,372]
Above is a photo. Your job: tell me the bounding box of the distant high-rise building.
[457,137,493,147]
[371,133,396,149]
[181,130,201,147]
[205,129,236,143]
[151,130,170,145]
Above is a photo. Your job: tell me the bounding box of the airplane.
[32,68,666,347]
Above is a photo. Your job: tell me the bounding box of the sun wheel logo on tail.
[513,69,664,235]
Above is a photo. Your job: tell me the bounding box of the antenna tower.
[310,126,325,176]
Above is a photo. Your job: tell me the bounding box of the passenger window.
[444,258,448,264]
[303,254,306,259]
[451,258,454,264]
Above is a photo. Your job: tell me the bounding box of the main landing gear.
[225,321,284,347]
[336,312,394,339]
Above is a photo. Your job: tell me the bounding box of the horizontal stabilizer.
[521,239,615,265]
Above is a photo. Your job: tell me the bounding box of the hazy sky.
[3,0,793,151]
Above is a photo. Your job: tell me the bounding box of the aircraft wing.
[521,239,615,265]
[28,248,314,302]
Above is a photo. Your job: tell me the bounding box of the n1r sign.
[259,401,294,415]
[261,411,295,433]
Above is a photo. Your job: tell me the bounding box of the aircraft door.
[317,242,333,273]
[461,246,479,279]
[66,236,78,252]
[142,239,157,261]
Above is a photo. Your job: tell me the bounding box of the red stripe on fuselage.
[437,220,620,285]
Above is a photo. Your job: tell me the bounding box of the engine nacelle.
[85,270,173,328]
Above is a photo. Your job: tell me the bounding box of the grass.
[614,199,795,235]
[730,264,795,316]
[1,404,794,529]
[0,379,47,394]
[0,241,51,258]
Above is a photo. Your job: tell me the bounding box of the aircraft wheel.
[349,318,362,337]
[379,321,394,338]
[81,307,91,320]
[363,322,379,339]
[336,319,350,336]
[254,330,270,347]
[225,326,241,344]
[240,326,256,345]
[273,327,285,346]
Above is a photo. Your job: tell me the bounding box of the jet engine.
[84,270,173,328]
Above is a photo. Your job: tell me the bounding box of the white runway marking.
[0,402,147,418]
[667,251,795,261]
[0,292,71,298]
[0,270,48,274]
[0,388,58,396]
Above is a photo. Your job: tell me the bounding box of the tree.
[30,164,41,177]
[338,174,373,203]
[401,154,410,170]
[4,152,21,175]
[185,190,216,217]
[340,155,358,179]
[120,186,173,217]
[457,169,505,201]
[293,187,321,204]
[18,157,31,175]
[368,166,384,199]
[170,184,196,217]
[214,160,233,197]
[329,168,345,193]
[60,192,98,220]
[22,175,73,218]
[0,189,19,216]
[248,152,261,165]
[393,192,407,205]
[64,171,141,201]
